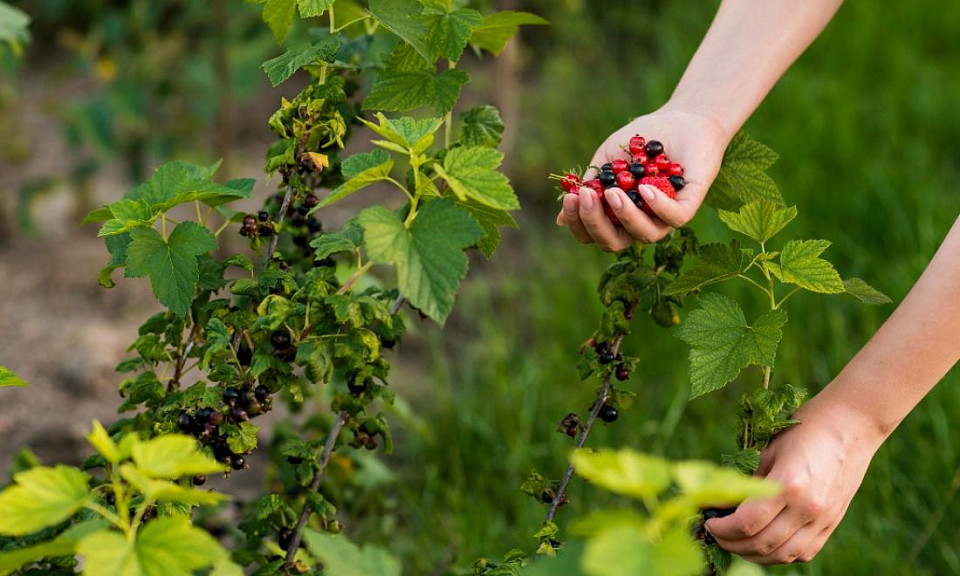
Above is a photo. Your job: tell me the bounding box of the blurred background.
[1,0,959,574]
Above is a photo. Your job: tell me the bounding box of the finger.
[602,188,672,243]
[711,507,811,557]
[741,523,824,565]
[706,496,787,541]
[638,181,706,228]
[578,188,633,252]
[560,193,592,244]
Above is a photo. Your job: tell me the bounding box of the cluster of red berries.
[558,136,687,225]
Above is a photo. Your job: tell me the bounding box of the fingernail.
[581,189,595,210]
[639,186,655,202]
[563,193,578,214]
[604,189,622,209]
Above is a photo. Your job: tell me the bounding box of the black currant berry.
[193,475,207,486]
[270,330,291,350]
[208,410,224,426]
[230,407,249,423]
[105,492,116,506]
[230,455,246,471]
[304,194,320,208]
[223,387,241,405]
[237,344,252,366]
[307,217,322,234]
[347,375,368,395]
[178,412,196,433]
[257,211,269,222]
[629,162,646,180]
[381,337,397,350]
[626,189,641,205]
[669,175,686,191]
[291,212,305,226]
[645,140,664,158]
[704,532,717,547]
[287,455,304,465]
[702,507,737,520]
[598,404,619,423]
[599,351,615,364]
[254,384,270,403]
[297,204,310,216]
[601,163,612,172]
[197,408,213,422]
[615,366,630,381]
[598,171,616,188]
[541,489,555,504]
[258,224,274,237]
[279,527,295,551]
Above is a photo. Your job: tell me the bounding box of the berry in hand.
[628,135,646,155]
[644,164,660,177]
[561,173,581,192]
[610,159,630,174]
[601,163,612,172]
[654,154,672,173]
[598,170,616,188]
[668,163,684,176]
[644,140,664,158]
[598,404,619,423]
[583,179,604,194]
[669,175,687,191]
[615,171,636,191]
[629,162,645,180]
[626,189,642,206]
[638,176,677,217]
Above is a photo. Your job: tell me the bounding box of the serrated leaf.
[361,113,443,150]
[124,222,218,317]
[0,366,27,387]
[78,517,226,576]
[261,36,340,86]
[310,230,360,259]
[709,132,783,209]
[718,200,797,244]
[303,530,401,576]
[437,146,518,210]
[0,466,90,536]
[843,277,892,305]
[672,461,781,505]
[131,435,226,479]
[253,0,297,42]
[455,199,517,257]
[571,448,671,501]
[458,104,504,148]
[363,68,469,115]
[319,149,394,208]
[582,523,702,576]
[422,5,483,62]
[663,241,752,297]
[771,239,844,294]
[469,11,548,56]
[367,0,430,61]
[298,0,334,18]
[226,422,259,454]
[675,293,787,398]
[357,199,483,324]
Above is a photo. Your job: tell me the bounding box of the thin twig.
[390,294,405,315]
[170,321,200,389]
[263,186,295,274]
[545,333,626,523]
[283,411,348,568]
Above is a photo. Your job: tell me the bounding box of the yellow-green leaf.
[571,448,671,500]
[0,466,90,536]
[718,200,797,244]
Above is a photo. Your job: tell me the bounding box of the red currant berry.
[561,173,581,192]
[668,163,684,176]
[583,179,604,194]
[645,164,660,177]
[628,135,646,155]
[654,154,671,172]
[632,153,648,165]
[610,159,630,174]
[615,171,636,190]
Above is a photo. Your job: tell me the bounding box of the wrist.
[798,384,889,455]
[658,98,737,146]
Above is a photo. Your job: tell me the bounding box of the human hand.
[705,393,886,564]
[556,105,729,251]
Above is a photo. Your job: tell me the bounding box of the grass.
[375,0,960,574]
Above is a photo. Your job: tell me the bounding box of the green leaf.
[253,0,297,42]
[469,11,548,56]
[78,517,226,576]
[127,161,247,211]
[0,3,30,51]
[298,0,335,18]
[363,68,469,115]
[843,277,893,305]
[422,4,483,62]
[582,524,702,576]
[318,150,394,208]
[0,466,90,536]
[226,422,259,454]
[0,519,108,576]
[357,199,483,324]
[718,200,797,244]
[455,199,517,258]
[458,104,504,148]
[675,293,787,398]
[437,146,519,210]
[131,435,226,479]
[769,239,844,294]
[366,0,430,61]
[710,131,783,209]
[663,242,752,297]
[87,420,121,464]
[119,465,228,507]
[0,366,27,387]
[672,461,781,506]
[570,448,671,501]
[262,36,341,86]
[302,530,401,576]
[310,231,359,259]
[362,113,444,151]
[124,222,218,317]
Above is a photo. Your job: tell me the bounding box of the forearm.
[818,216,960,440]
[665,0,844,139]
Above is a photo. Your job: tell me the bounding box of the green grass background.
[377,1,960,574]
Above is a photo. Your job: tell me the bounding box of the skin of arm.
[707,216,960,564]
[558,0,845,249]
